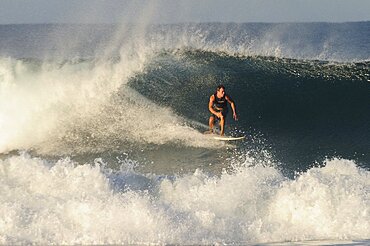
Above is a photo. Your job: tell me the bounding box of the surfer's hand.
[233,113,238,121]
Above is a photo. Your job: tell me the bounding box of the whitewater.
[0,22,369,245]
[1,153,369,244]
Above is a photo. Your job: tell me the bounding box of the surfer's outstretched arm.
[226,95,238,120]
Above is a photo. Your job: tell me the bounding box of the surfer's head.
[217,84,225,91]
[216,84,225,97]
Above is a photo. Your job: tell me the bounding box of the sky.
[0,0,369,24]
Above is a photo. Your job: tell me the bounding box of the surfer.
[208,85,238,136]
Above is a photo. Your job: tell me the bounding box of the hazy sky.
[0,0,369,24]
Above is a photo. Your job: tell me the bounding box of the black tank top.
[213,93,227,109]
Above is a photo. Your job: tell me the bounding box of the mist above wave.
[0,22,369,62]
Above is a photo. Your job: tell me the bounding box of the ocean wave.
[1,50,369,169]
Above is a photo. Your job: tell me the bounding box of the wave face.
[0,23,369,244]
[130,50,370,172]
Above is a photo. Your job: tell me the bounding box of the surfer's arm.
[209,95,223,118]
[226,95,238,120]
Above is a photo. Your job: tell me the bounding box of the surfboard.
[213,135,245,141]
[203,130,245,141]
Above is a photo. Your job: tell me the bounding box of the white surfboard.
[203,130,245,141]
[213,135,246,141]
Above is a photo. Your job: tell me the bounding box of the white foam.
[0,52,218,154]
[0,57,127,153]
[1,154,369,244]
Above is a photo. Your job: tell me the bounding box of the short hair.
[217,84,225,91]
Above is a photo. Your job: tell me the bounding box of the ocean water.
[0,22,369,245]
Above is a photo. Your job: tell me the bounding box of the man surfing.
[208,85,238,136]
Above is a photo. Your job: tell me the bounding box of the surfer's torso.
[213,93,228,111]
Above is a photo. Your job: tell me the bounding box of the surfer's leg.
[220,115,225,136]
[209,115,215,132]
